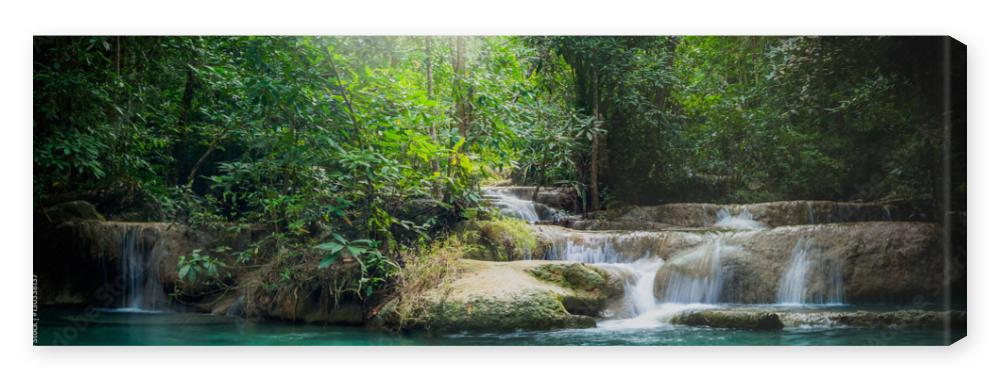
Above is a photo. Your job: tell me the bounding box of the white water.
[714,207,766,230]
[483,187,543,222]
[597,303,715,330]
[660,238,729,304]
[599,258,663,318]
[493,190,847,329]
[543,231,655,263]
[118,227,168,311]
[776,238,844,305]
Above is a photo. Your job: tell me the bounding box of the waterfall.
[776,238,844,305]
[546,233,627,263]
[599,257,663,318]
[807,201,816,224]
[541,228,668,317]
[660,238,726,304]
[482,187,566,223]
[116,226,168,311]
[714,207,766,230]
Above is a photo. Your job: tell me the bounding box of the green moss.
[528,263,610,292]
[458,217,541,261]
[527,263,623,316]
[383,290,596,332]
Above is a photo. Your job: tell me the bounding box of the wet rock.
[457,219,545,261]
[777,309,967,329]
[34,220,262,307]
[375,260,624,332]
[560,218,681,231]
[613,200,935,228]
[539,225,705,263]
[42,200,105,223]
[538,221,954,305]
[671,310,784,330]
[640,222,957,305]
[484,186,578,212]
[527,263,624,316]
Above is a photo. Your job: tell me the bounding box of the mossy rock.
[43,200,105,223]
[376,259,623,332]
[528,263,613,293]
[671,310,784,330]
[457,218,544,261]
[527,263,623,316]
[380,290,595,332]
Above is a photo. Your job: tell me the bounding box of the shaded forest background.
[34,35,965,242]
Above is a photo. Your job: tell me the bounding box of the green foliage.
[177,249,226,285]
[459,217,539,261]
[35,36,955,304]
[315,233,399,297]
[523,36,951,204]
[670,36,945,202]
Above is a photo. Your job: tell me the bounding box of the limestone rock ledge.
[375,259,624,332]
[670,308,966,330]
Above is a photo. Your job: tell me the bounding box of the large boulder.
[375,260,624,332]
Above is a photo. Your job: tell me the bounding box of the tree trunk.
[589,67,601,212]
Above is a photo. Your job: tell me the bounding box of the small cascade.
[539,226,669,318]
[467,187,934,333]
[807,201,816,224]
[598,257,663,318]
[482,187,565,223]
[700,204,713,227]
[776,238,844,305]
[483,187,541,222]
[545,233,627,263]
[660,238,727,304]
[540,229,679,264]
[713,207,766,230]
[116,226,168,311]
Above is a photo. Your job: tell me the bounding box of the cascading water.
[599,257,663,318]
[482,187,558,223]
[115,226,168,312]
[542,230,654,264]
[714,207,766,230]
[488,189,863,331]
[660,238,727,304]
[538,228,671,320]
[807,201,816,224]
[776,238,844,305]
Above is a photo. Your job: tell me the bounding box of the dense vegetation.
[34,36,963,301]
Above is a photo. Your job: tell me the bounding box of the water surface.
[36,308,963,346]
